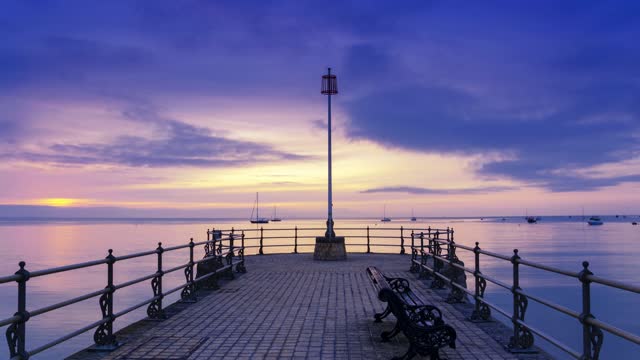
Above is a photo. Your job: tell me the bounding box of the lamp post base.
[314,236,347,261]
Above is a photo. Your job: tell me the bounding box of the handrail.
[411,229,640,359]
[1,233,246,359]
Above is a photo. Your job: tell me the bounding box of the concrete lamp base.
[314,236,347,261]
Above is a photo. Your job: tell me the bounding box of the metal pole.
[7,262,29,359]
[259,227,264,255]
[366,226,370,253]
[327,68,333,239]
[294,226,298,254]
[579,261,602,359]
[400,226,405,255]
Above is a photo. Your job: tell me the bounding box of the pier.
[1,227,639,359]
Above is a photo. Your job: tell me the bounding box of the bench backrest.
[366,266,392,301]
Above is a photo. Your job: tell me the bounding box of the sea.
[0,216,638,359]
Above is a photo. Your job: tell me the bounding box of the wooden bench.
[367,266,457,360]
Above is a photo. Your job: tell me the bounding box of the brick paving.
[76,254,551,360]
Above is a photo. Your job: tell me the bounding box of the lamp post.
[321,68,338,238]
[314,67,346,260]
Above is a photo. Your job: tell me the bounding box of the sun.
[39,198,82,207]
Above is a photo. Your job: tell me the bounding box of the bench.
[367,266,457,360]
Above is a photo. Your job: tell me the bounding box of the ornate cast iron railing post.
[419,232,428,279]
[294,226,298,254]
[445,228,464,303]
[147,242,166,319]
[399,226,405,254]
[470,242,490,321]
[259,227,264,255]
[431,231,445,289]
[366,226,371,253]
[229,229,235,259]
[409,231,419,272]
[93,250,118,349]
[508,249,533,352]
[181,238,196,303]
[204,229,215,257]
[6,261,29,359]
[579,261,603,360]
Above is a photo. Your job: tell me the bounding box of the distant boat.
[588,216,603,226]
[410,208,417,222]
[526,216,537,224]
[271,206,282,222]
[249,192,269,224]
[632,222,638,226]
[381,205,391,222]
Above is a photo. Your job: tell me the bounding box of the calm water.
[0,217,639,359]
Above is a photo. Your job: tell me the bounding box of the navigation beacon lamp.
[314,68,347,260]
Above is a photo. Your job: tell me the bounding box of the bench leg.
[381,322,400,342]
[374,305,391,323]
[392,344,417,360]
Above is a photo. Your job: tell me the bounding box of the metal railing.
[0,231,245,360]
[221,225,446,255]
[409,228,640,360]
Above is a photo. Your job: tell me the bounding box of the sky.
[1,1,639,218]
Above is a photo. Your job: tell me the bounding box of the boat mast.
[256,192,259,220]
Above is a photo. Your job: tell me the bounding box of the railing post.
[147,242,166,319]
[409,230,418,272]
[419,232,427,279]
[430,231,444,288]
[579,261,603,360]
[6,261,29,359]
[259,227,264,255]
[508,249,533,352]
[181,239,197,303]
[366,226,370,253]
[470,242,490,322]
[229,228,235,258]
[294,226,298,254]
[399,226,405,254]
[93,250,119,349]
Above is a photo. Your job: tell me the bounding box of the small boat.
[271,206,282,222]
[381,205,391,222]
[410,208,417,222]
[526,216,537,224]
[632,222,638,226]
[249,192,269,224]
[588,216,603,226]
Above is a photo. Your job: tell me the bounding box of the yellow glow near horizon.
[39,198,85,207]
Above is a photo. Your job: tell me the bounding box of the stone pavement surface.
[79,254,545,360]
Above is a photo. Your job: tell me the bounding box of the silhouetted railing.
[218,225,446,255]
[0,232,244,360]
[409,229,640,359]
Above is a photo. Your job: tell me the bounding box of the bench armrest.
[384,276,411,293]
[405,304,444,326]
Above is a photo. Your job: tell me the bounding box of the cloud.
[361,186,516,195]
[2,112,310,168]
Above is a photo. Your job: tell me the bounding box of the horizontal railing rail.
[212,225,446,256]
[408,229,639,360]
[1,230,245,360]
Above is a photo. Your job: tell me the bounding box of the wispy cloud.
[361,186,516,195]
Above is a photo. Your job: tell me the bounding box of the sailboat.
[587,216,603,226]
[380,205,391,222]
[410,208,417,222]
[249,192,269,224]
[271,206,282,222]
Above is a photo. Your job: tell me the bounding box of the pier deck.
[72,254,548,360]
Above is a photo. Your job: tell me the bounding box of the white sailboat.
[271,206,282,222]
[249,192,269,224]
[380,205,391,222]
[410,208,417,222]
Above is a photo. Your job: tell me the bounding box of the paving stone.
[72,254,552,360]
